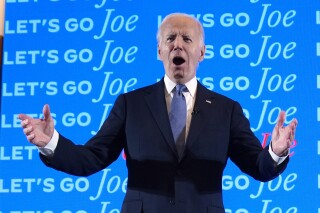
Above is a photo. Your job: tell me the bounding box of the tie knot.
[175,84,187,95]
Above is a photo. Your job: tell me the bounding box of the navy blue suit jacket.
[41,79,288,213]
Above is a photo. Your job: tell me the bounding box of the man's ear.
[198,45,206,62]
[157,44,163,61]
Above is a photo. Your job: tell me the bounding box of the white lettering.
[65,18,94,32]
[220,13,250,27]
[250,67,296,99]
[93,40,138,71]
[220,44,249,59]
[249,100,297,132]
[2,82,58,97]
[5,19,60,33]
[63,81,92,95]
[220,76,250,91]
[222,175,250,190]
[3,50,59,65]
[250,36,296,67]
[60,178,89,192]
[316,11,320,24]
[91,104,114,135]
[94,9,138,39]
[92,72,137,103]
[0,178,54,193]
[64,49,93,63]
[261,200,298,213]
[251,4,296,35]
[62,112,91,127]
[90,169,127,201]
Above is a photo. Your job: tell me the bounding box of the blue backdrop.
[1,0,320,212]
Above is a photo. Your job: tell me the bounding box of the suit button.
[169,200,175,205]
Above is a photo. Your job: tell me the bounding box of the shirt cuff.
[38,129,59,157]
[268,145,288,165]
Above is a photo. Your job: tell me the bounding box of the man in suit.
[19,13,298,213]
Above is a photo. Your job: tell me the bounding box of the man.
[19,13,298,213]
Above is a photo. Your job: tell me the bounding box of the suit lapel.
[185,83,215,152]
[144,79,179,157]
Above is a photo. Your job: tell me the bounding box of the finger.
[276,111,286,128]
[289,119,298,140]
[283,127,293,143]
[21,119,30,128]
[278,138,291,152]
[23,126,33,135]
[290,133,294,142]
[43,104,51,121]
[18,114,33,122]
[285,139,291,150]
[27,133,35,142]
[291,118,298,129]
[282,122,291,134]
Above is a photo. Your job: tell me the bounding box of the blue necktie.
[169,84,187,157]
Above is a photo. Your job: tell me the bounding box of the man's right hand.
[18,104,54,147]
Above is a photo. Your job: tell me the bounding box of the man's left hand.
[271,111,298,157]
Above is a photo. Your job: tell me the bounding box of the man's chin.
[173,74,184,79]
[172,72,186,83]
[172,69,184,78]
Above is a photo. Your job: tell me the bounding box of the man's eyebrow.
[166,32,177,36]
[180,32,191,37]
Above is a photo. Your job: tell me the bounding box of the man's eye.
[167,37,174,42]
[184,38,192,42]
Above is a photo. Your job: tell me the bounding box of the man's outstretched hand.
[18,104,54,147]
[271,111,298,157]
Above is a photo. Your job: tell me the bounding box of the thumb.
[43,104,52,121]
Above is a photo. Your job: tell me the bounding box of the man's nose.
[173,38,183,51]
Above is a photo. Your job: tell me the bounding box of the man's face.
[158,15,206,84]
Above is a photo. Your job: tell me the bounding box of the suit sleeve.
[40,94,127,176]
[228,101,289,182]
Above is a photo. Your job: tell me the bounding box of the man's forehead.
[161,20,198,36]
[165,29,193,37]
[163,16,197,28]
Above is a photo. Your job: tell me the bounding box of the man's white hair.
[156,13,205,45]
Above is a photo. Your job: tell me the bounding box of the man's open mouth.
[173,56,186,65]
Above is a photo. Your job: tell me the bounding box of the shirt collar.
[164,75,197,98]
